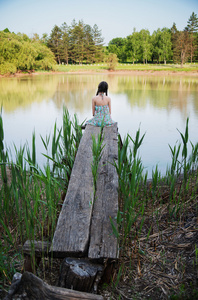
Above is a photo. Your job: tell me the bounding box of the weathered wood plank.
[88,123,119,260]
[23,240,51,257]
[51,125,100,258]
[4,272,104,300]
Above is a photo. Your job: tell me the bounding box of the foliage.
[0,31,56,75]
[106,12,198,66]
[152,28,172,64]
[0,109,83,288]
[173,31,191,67]
[105,53,118,70]
[47,20,104,64]
[108,37,127,62]
[126,29,141,64]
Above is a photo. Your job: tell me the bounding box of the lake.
[0,73,198,177]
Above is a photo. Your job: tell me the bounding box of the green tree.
[16,41,37,70]
[152,28,172,64]
[69,20,85,64]
[185,12,198,62]
[61,22,70,65]
[92,24,104,62]
[126,29,140,64]
[48,25,62,64]
[41,33,48,46]
[105,53,118,70]
[0,30,56,74]
[108,37,127,62]
[139,29,152,63]
[3,28,10,33]
[171,22,178,63]
[33,42,56,70]
[84,24,95,63]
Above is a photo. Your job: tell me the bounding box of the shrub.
[0,62,17,75]
[105,53,118,70]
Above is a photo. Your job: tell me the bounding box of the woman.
[86,81,115,127]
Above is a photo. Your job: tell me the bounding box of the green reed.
[111,119,197,288]
[113,128,145,250]
[0,109,83,287]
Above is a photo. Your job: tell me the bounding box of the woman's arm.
[108,97,112,114]
[92,98,95,116]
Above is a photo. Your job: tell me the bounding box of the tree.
[174,31,190,67]
[61,22,70,65]
[139,29,152,63]
[69,20,85,64]
[48,25,62,64]
[3,28,10,33]
[126,29,140,64]
[0,30,56,75]
[41,33,48,46]
[105,53,118,70]
[84,24,95,63]
[152,28,172,64]
[185,12,198,32]
[92,24,104,62]
[108,37,127,62]
[171,23,178,63]
[184,12,198,62]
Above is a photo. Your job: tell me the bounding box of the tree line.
[0,12,198,75]
[107,12,198,66]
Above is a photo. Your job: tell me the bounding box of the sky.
[0,0,198,45]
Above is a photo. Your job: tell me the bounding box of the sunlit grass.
[53,62,198,73]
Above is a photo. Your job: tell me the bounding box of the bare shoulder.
[106,96,111,102]
[92,96,97,103]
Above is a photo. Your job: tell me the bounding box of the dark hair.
[96,81,108,96]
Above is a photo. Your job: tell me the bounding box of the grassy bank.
[0,112,198,299]
[53,63,198,73]
[1,62,198,77]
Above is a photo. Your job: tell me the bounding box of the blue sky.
[0,0,198,45]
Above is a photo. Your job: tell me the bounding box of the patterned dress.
[86,105,115,127]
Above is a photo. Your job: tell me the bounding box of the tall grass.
[0,108,83,289]
[0,110,197,296]
[112,119,198,288]
[113,128,145,250]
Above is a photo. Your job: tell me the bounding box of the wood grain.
[51,125,100,258]
[88,123,119,260]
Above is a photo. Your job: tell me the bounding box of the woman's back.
[92,95,110,107]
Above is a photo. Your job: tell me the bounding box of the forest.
[0,12,198,75]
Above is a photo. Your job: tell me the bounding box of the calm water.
[1,73,198,177]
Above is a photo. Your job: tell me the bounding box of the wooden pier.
[8,123,119,300]
[51,123,119,261]
[51,123,119,294]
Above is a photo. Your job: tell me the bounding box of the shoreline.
[1,69,198,78]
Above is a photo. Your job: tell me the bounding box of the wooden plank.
[23,240,51,257]
[51,125,101,258]
[88,123,119,260]
[5,272,104,300]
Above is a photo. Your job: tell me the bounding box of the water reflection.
[0,74,198,177]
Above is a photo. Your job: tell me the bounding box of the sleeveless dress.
[86,105,115,127]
